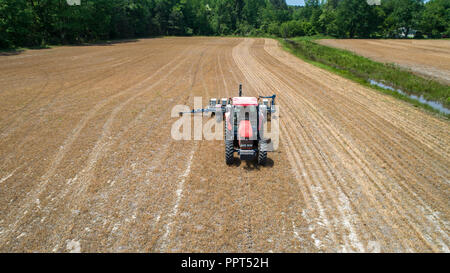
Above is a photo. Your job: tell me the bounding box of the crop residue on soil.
[0,37,448,252]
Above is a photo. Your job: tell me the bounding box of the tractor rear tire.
[225,140,234,165]
[258,141,267,165]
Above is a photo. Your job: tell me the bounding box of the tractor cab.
[231,97,259,140]
[224,96,266,162]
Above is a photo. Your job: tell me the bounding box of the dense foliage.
[1,0,449,49]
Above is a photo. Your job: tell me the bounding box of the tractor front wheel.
[225,140,234,165]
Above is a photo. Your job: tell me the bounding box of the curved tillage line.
[253,38,446,251]
[262,39,449,171]
[66,53,195,199]
[258,40,450,250]
[233,38,350,251]
[0,44,164,139]
[265,39,449,158]
[153,52,211,252]
[233,38,444,252]
[199,39,251,251]
[261,40,449,209]
[252,39,449,251]
[0,45,195,245]
[367,40,450,56]
[0,67,50,133]
[166,39,260,252]
[265,39,450,163]
[259,42,450,211]
[150,47,210,252]
[1,37,448,252]
[35,48,204,252]
[157,40,249,252]
[0,44,168,179]
[228,41,313,251]
[161,39,259,252]
[159,147,196,252]
[8,45,205,251]
[159,44,221,252]
[318,39,450,83]
[266,42,412,251]
[101,42,218,252]
[217,54,229,98]
[0,43,166,146]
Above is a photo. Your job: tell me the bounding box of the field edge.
[277,37,449,120]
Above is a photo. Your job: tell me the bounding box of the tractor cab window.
[235,105,257,122]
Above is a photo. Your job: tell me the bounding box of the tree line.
[1,0,449,49]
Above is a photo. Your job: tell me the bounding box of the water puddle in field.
[369,79,450,115]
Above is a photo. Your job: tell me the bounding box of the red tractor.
[180,84,276,165]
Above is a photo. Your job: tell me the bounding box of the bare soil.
[318,39,450,84]
[0,37,448,252]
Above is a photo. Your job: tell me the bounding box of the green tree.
[421,0,450,37]
[335,0,380,38]
[382,0,424,37]
[0,0,35,48]
[318,3,338,36]
[1,0,448,49]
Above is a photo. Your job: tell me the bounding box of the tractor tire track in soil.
[0,37,448,252]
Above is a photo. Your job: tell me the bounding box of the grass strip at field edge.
[278,37,449,120]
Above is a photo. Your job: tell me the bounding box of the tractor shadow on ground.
[0,38,156,56]
[0,47,48,56]
[72,36,163,47]
[0,49,25,56]
[230,157,274,171]
[73,39,140,47]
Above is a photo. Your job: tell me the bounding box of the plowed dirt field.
[0,37,448,252]
[318,39,450,84]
